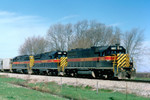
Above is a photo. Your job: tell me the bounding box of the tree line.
[19,20,144,61]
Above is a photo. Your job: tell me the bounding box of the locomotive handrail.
[132,57,136,68]
[112,54,117,73]
[57,57,60,72]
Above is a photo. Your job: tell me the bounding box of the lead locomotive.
[66,44,135,79]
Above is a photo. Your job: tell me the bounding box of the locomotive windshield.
[108,46,126,55]
[110,50,125,55]
[100,46,126,56]
[57,51,67,58]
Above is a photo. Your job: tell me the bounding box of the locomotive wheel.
[107,74,115,79]
[22,69,28,74]
[65,69,77,77]
[93,70,101,79]
[10,69,13,73]
[35,70,40,75]
[118,72,126,79]
[58,71,65,76]
[48,70,54,76]
[107,71,115,79]
[28,69,33,75]
[12,69,17,73]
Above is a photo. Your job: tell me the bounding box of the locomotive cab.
[54,51,67,75]
[55,51,67,58]
[95,44,135,79]
[100,45,126,56]
[108,45,135,79]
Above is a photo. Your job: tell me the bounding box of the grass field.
[0,76,65,100]
[134,77,150,80]
[136,73,150,80]
[0,75,149,100]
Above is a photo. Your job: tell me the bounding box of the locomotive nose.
[59,57,68,72]
[117,54,130,68]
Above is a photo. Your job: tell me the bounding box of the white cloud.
[0,11,15,16]
[57,15,79,22]
[107,23,121,27]
[0,11,43,24]
[0,16,39,24]
[0,11,49,58]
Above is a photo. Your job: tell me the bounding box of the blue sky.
[0,0,150,72]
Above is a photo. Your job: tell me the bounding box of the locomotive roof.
[34,51,61,56]
[70,46,110,51]
[40,51,57,55]
[70,45,125,52]
[13,55,29,59]
[94,45,125,52]
[95,46,109,52]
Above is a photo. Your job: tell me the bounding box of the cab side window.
[107,51,110,55]
[102,52,105,56]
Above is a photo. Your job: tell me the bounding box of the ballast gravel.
[0,72,150,98]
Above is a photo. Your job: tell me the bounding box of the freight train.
[0,44,136,79]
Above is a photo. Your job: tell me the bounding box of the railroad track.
[1,72,150,98]
[117,79,150,83]
[1,71,150,84]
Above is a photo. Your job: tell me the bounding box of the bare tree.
[19,36,48,55]
[70,20,90,49]
[47,23,73,51]
[46,20,122,51]
[122,28,144,60]
[64,23,73,50]
[70,20,121,49]
[86,20,105,46]
[110,27,122,45]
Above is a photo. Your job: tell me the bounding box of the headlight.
[58,52,62,54]
[111,47,116,50]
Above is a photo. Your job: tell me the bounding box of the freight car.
[11,51,67,75]
[0,58,12,72]
[65,44,136,79]
[0,59,2,71]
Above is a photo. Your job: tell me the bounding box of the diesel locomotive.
[66,44,135,79]
[11,51,67,75]
[0,44,136,79]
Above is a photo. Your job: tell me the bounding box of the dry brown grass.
[136,73,150,78]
